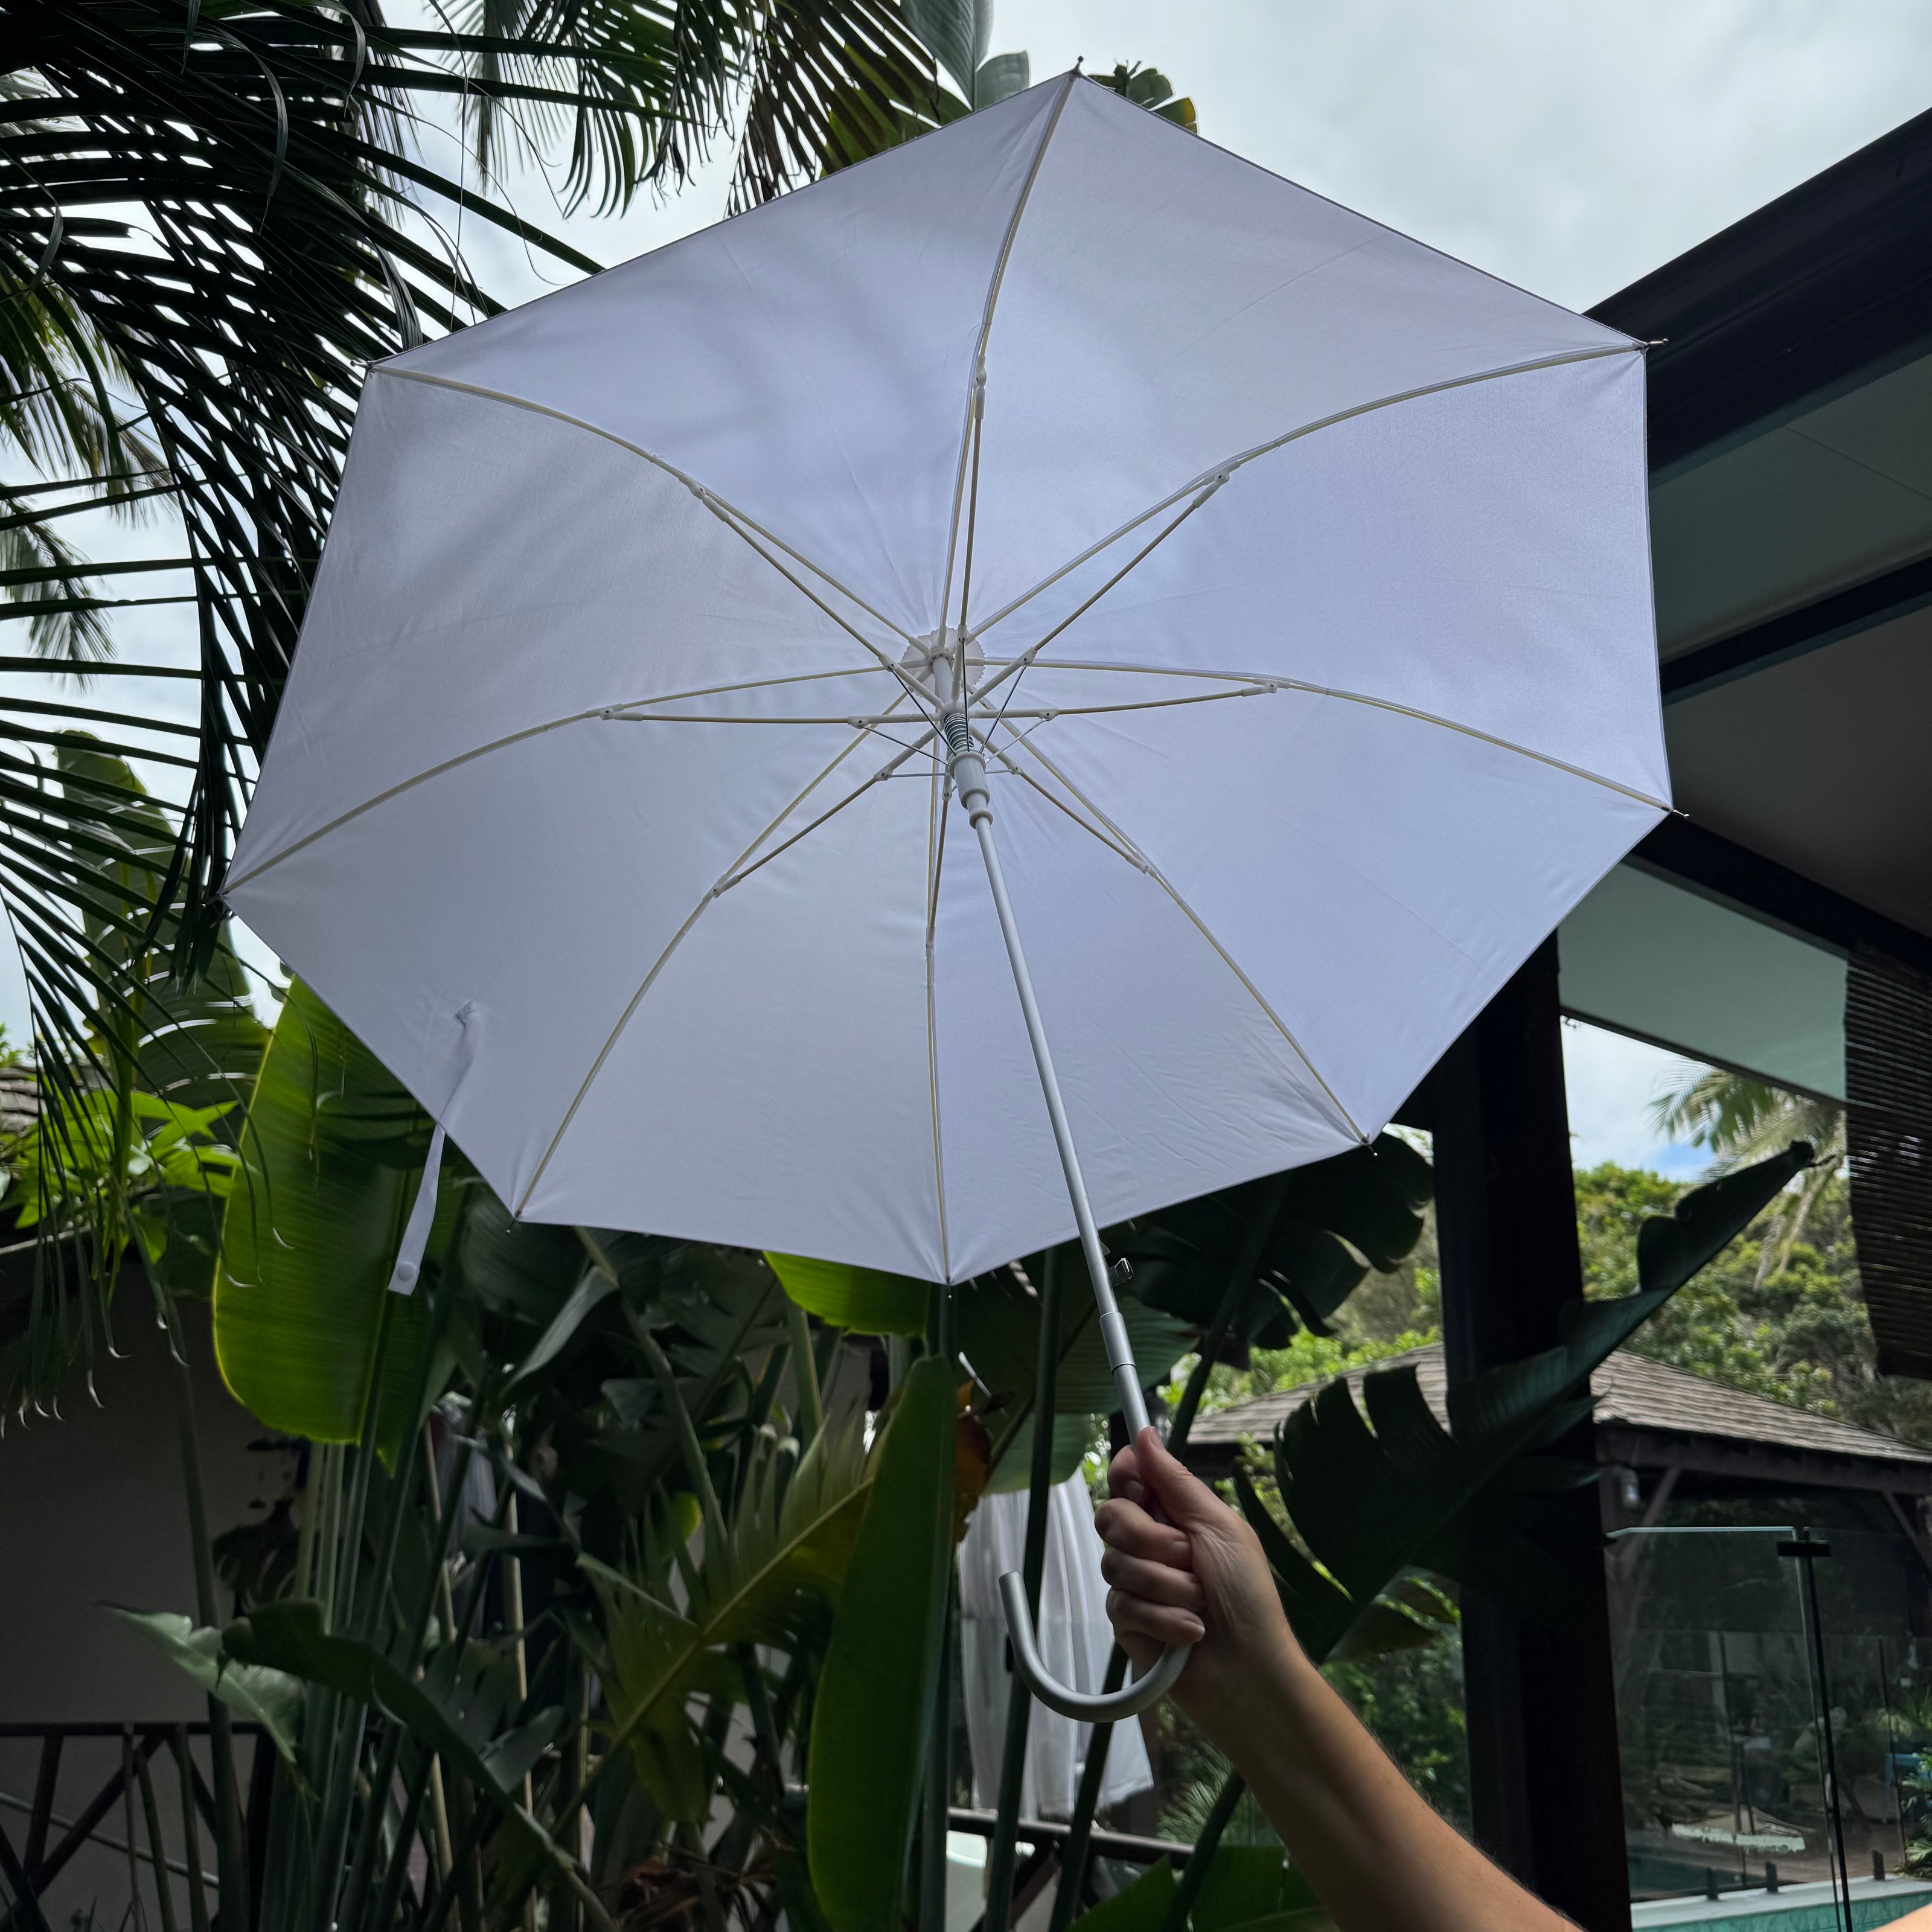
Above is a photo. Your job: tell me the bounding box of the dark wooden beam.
[1430,936,1631,1932]
[1596,1424,1932,1498]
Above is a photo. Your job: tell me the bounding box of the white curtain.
[957,1474,1154,1820]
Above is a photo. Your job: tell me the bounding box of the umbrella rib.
[980,736,1146,874]
[220,667,895,896]
[376,366,916,662]
[937,69,1081,641]
[1261,678,1671,809]
[985,673,1669,813]
[694,494,940,718]
[967,341,1642,646]
[514,710,922,1217]
[990,728,1367,1144]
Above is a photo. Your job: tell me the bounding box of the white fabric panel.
[958,1478,1153,1819]
[377,86,1063,638]
[1560,865,1849,1101]
[1017,697,1662,1153]
[232,373,889,877]
[932,767,1354,1281]
[231,73,1666,1288]
[967,78,1633,622]
[978,351,1665,801]
[522,776,945,1273]
[234,714,886,1209]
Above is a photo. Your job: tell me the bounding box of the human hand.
[1094,1427,1302,1724]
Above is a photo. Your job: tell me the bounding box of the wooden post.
[1429,936,1631,1932]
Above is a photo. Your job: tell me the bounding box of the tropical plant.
[0,0,939,1281]
[53,945,1811,1932]
[1652,1063,1843,1282]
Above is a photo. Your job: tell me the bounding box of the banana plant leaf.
[543,1235,788,1515]
[956,1268,1193,1412]
[589,1410,873,1818]
[1072,1859,1176,1932]
[983,1410,1092,1492]
[108,1607,303,1770]
[767,1250,929,1335]
[212,978,439,1447]
[1241,1142,1814,1663]
[807,1355,955,1932]
[1192,1846,1329,1932]
[222,1599,561,1857]
[1118,1135,1431,1350]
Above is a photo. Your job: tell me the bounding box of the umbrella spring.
[942,711,973,758]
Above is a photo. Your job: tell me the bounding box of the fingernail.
[1121,1479,1145,1503]
[1181,1614,1205,1639]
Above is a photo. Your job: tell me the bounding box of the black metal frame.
[1590,106,1932,472]
[1660,552,1932,709]
[0,1723,268,1932]
[1631,819,1932,977]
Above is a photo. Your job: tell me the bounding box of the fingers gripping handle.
[999,1571,1190,1720]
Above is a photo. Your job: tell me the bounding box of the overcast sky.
[15,0,1929,1170]
[453,0,1932,318]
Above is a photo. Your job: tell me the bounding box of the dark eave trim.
[1632,816,1932,974]
[1661,550,1932,706]
[1596,1421,1932,1497]
[1590,104,1932,470]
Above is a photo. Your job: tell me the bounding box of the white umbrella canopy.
[226,71,1667,1296]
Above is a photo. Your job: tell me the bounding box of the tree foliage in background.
[1651,1063,1844,1283]
[1579,1163,1932,1447]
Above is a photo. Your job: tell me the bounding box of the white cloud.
[1563,1019,1710,1176]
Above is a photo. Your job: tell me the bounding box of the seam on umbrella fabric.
[996,728,1366,1144]
[938,69,1081,638]
[968,341,1642,643]
[513,719,899,1217]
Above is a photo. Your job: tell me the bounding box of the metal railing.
[0,1722,268,1932]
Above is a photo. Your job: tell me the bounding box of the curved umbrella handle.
[998,1571,1190,1720]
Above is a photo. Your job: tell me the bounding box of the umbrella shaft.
[963,784,1149,1438]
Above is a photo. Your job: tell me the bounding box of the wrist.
[1180,1621,1316,1758]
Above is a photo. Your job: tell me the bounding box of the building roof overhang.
[1585,107,1932,948]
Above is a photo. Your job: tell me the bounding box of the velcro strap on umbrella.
[387,1003,479,1296]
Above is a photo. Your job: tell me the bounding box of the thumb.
[1134,1425,1226,1531]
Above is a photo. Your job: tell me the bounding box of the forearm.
[1189,1636,1572,1932]
[1096,1430,1575,1932]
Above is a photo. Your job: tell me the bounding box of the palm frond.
[732,0,939,211]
